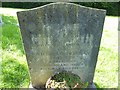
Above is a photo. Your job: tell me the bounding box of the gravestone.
[17,2,106,89]
[0,16,3,26]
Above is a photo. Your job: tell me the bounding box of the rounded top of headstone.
[17,2,106,14]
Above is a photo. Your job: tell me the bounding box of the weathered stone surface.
[17,2,106,88]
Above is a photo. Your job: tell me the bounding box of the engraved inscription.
[31,24,93,71]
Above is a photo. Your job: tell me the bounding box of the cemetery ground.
[0,8,118,88]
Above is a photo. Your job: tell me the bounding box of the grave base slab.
[29,82,96,90]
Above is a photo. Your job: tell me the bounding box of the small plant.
[46,71,88,89]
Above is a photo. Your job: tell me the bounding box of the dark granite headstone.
[17,2,106,88]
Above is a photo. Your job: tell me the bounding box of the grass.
[94,16,118,88]
[1,51,29,88]
[0,8,118,88]
[1,8,30,88]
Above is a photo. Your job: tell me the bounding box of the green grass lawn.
[94,16,118,88]
[0,8,118,88]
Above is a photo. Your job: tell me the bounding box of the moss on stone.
[46,71,88,89]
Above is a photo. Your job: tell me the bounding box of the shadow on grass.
[94,83,104,90]
[2,15,25,54]
[94,82,100,88]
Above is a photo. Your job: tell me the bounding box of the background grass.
[1,8,30,88]
[94,16,118,88]
[0,8,118,88]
